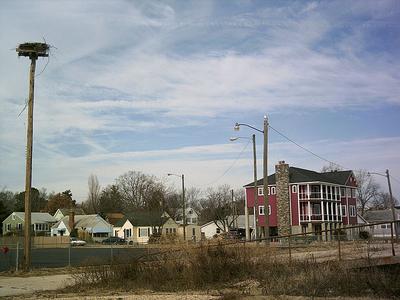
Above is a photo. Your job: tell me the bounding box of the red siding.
[245,186,277,227]
[290,186,299,226]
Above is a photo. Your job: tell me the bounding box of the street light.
[234,116,269,244]
[368,170,398,241]
[168,173,186,241]
[230,135,257,241]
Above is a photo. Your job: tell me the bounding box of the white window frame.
[139,227,149,237]
[268,205,271,216]
[257,187,263,196]
[349,205,356,217]
[17,223,22,230]
[291,185,297,193]
[341,205,347,217]
[259,205,265,216]
[271,187,276,195]
[7,224,11,231]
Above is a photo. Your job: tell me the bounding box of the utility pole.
[252,134,258,240]
[16,42,49,271]
[182,174,186,241]
[386,169,398,241]
[263,116,269,244]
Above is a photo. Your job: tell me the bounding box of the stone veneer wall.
[276,161,291,236]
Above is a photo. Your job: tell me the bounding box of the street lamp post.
[168,173,186,241]
[369,170,398,241]
[230,135,257,240]
[234,116,269,244]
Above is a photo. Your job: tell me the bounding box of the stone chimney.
[276,161,291,236]
[69,208,75,231]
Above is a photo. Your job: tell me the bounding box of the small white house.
[53,208,85,221]
[175,207,199,225]
[201,215,255,239]
[364,209,400,238]
[51,214,112,242]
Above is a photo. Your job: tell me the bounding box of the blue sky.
[1,0,399,201]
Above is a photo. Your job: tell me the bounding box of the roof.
[363,209,400,222]
[105,212,125,226]
[52,214,110,232]
[57,208,85,216]
[201,215,255,229]
[244,167,353,187]
[116,210,171,227]
[11,212,56,223]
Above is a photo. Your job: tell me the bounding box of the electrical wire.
[199,139,251,187]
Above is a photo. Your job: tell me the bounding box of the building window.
[340,187,345,197]
[192,228,196,236]
[139,228,149,237]
[341,205,347,216]
[258,187,263,196]
[291,185,297,193]
[351,188,356,198]
[259,206,265,216]
[380,224,390,229]
[17,223,22,230]
[192,218,197,224]
[346,188,351,197]
[271,187,276,195]
[7,224,11,231]
[216,228,221,234]
[349,205,356,217]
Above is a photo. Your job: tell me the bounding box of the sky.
[0,0,399,202]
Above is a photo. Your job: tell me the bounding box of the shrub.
[359,231,370,240]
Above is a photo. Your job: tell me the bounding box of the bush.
[359,231,370,240]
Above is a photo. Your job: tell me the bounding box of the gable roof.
[244,167,354,187]
[52,214,110,232]
[56,208,85,216]
[116,210,172,227]
[10,212,56,224]
[105,212,125,226]
[363,209,400,222]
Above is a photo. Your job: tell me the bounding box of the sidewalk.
[0,274,71,297]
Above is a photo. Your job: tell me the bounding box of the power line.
[199,139,251,187]
[268,125,344,169]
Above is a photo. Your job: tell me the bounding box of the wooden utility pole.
[16,42,49,271]
[386,169,398,242]
[263,116,269,244]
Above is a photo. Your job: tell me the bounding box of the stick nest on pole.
[16,42,49,57]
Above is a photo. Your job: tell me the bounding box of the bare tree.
[321,163,343,173]
[200,185,236,232]
[185,187,202,212]
[370,192,398,210]
[87,174,101,214]
[355,170,380,216]
[116,171,165,211]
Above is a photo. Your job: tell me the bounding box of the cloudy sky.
[1,0,399,202]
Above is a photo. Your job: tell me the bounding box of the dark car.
[101,236,127,245]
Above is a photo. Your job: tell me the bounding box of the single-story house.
[105,212,125,236]
[363,209,400,238]
[53,207,85,221]
[116,211,179,244]
[201,215,255,239]
[2,212,56,236]
[51,214,112,242]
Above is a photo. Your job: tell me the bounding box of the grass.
[70,242,400,298]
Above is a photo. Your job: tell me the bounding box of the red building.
[244,161,358,239]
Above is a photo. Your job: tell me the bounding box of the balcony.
[300,214,342,223]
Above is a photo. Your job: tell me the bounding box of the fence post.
[110,242,113,265]
[337,230,341,261]
[390,222,395,256]
[16,242,19,272]
[68,240,71,267]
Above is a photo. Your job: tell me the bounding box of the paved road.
[0,246,150,271]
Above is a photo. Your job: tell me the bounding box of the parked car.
[101,236,127,245]
[70,237,86,246]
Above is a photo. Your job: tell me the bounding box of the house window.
[291,185,297,194]
[349,206,356,217]
[271,187,276,195]
[381,224,390,229]
[259,206,265,216]
[258,187,263,196]
[192,218,197,224]
[17,223,22,230]
[139,228,149,237]
[341,205,347,216]
[351,188,356,198]
[340,187,345,197]
[192,228,196,236]
[7,224,11,231]
[216,228,221,234]
[346,188,351,197]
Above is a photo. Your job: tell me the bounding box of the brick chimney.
[69,208,75,231]
[275,161,291,236]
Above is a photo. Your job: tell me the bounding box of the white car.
[70,237,86,246]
